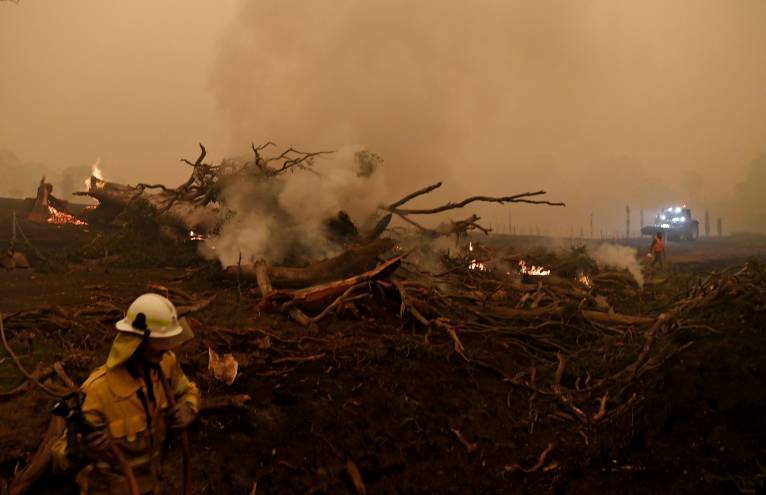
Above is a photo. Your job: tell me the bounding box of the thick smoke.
[205,146,387,266]
[209,0,766,234]
[1,2,764,232]
[592,243,644,288]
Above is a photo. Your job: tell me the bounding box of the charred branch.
[382,182,564,238]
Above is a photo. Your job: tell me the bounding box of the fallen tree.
[75,143,334,237]
[79,177,220,234]
[77,143,564,253]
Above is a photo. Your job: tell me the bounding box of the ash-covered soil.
[1,209,765,494]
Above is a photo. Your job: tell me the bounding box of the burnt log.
[77,177,220,234]
[226,238,395,288]
[265,254,403,314]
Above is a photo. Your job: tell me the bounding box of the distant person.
[649,232,665,267]
[52,293,200,495]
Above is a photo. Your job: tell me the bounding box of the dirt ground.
[1,208,765,494]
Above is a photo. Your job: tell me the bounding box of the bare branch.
[386,182,442,209]
[266,148,334,175]
[180,142,207,167]
[388,191,565,215]
[390,211,436,234]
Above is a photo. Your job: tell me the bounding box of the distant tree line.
[0,149,90,200]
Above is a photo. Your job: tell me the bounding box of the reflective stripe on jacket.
[52,351,200,495]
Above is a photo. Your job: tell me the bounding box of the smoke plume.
[592,243,644,288]
[209,0,766,234]
[204,146,387,266]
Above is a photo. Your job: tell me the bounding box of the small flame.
[84,157,104,190]
[469,260,488,271]
[518,259,551,276]
[47,205,87,226]
[466,241,488,271]
[189,230,206,241]
[577,272,592,288]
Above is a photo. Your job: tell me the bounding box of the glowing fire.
[47,206,87,226]
[467,241,488,271]
[84,157,104,189]
[577,272,593,288]
[518,259,551,276]
[189,230,206,241]
[469,260,488,271]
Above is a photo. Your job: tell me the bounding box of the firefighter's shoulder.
[80,365,108,390]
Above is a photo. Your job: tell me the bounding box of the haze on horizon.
[1,0,765,233]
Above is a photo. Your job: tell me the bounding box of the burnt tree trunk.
[79,177,220,234]
[226,239,394,288]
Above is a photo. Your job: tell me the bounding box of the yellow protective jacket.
[52,351,200,495]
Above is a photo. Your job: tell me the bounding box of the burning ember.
[189,230,206,241]
[518,259,551,276]
[469,260,488,271]
[577,272,593,288]
[84,157,104,190]
[47,205,87,226]
[468,241,489,271]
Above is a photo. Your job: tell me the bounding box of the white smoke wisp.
[204,145,387,267]
[278,146,386,228]
[592,243,644,288]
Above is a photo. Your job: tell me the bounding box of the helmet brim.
[148,318,195,349]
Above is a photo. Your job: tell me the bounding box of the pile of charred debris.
[2,144,765,494]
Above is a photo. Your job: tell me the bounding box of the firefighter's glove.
[80,427,112,459]
[169,402,196,429]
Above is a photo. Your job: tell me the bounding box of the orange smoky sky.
[2,0,765,233]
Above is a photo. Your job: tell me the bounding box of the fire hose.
[157,366,192,495]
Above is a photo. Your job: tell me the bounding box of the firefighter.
[649,231,666,267]
[52,293,200,495]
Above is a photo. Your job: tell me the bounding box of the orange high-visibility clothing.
[652,238,665,253]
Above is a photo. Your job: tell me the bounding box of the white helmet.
[115,293,184,338]
[107,293,194,369]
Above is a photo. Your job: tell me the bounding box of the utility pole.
[589,213,594,239]
[705,209,710,237]
[11,210,17,250]
[626,205,631,239]
[717,217,723,237]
